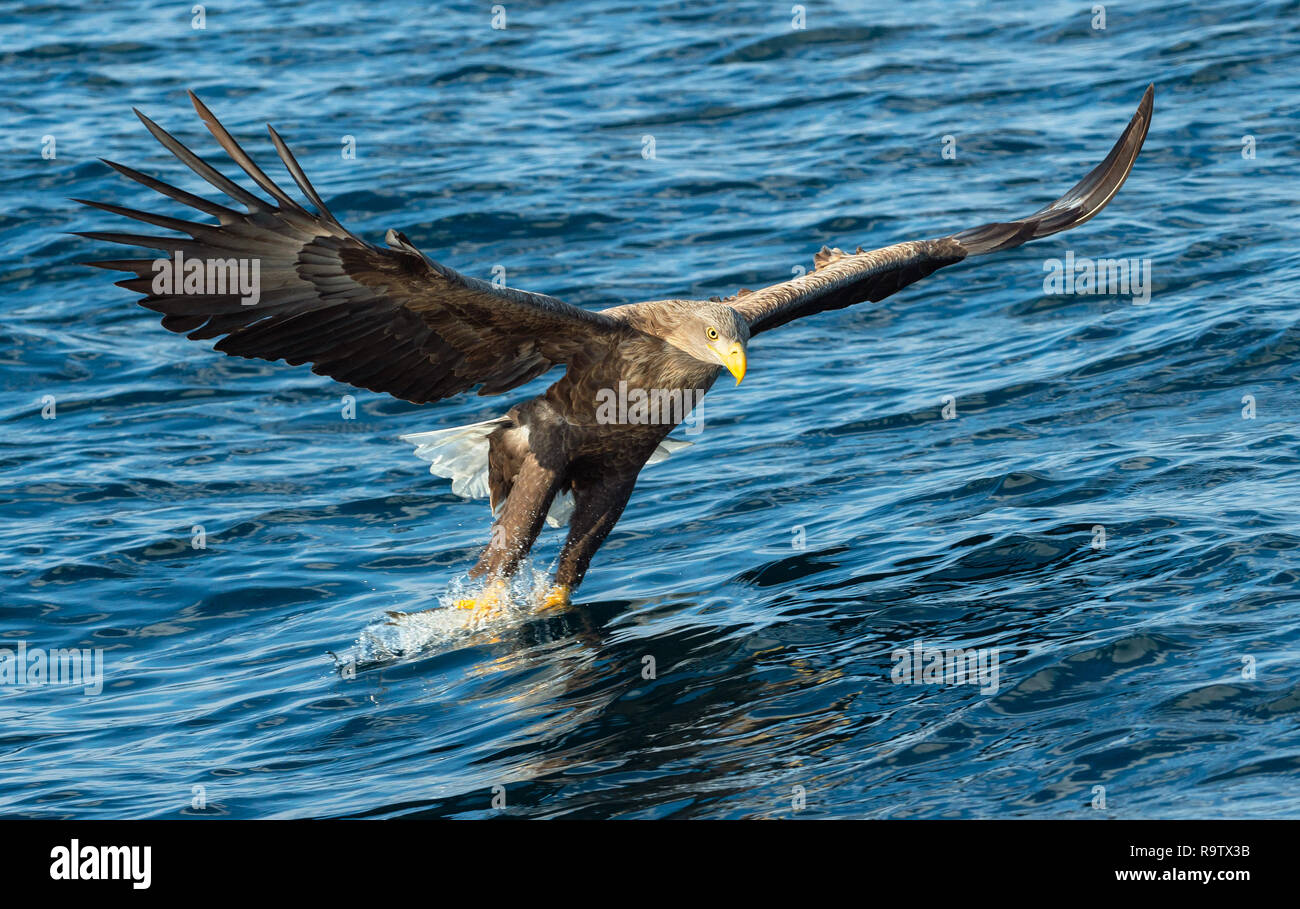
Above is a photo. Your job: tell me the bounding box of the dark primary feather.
[727,84,1154,335]
[76,91,627,405]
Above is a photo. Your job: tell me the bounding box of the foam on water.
[342,565,555,668]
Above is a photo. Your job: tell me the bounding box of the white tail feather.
[401,420,693,528]
[647,435,693,464]
[400,418,504,500]
[546,490,575,528]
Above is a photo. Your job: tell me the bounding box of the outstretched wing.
[726,84,1154,336]
[76,92,626,404]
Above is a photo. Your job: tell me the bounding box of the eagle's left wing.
[726,84,1153,336]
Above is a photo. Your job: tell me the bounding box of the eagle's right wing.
[76,92,628,404]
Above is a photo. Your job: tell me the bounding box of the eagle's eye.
[706,326,719,340]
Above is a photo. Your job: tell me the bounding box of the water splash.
[338,564,555,669]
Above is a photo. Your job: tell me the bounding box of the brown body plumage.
[76,86,1153,609]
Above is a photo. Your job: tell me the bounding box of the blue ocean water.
[2,0,1299,819]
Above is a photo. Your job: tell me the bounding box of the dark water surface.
[2,0,1299,817]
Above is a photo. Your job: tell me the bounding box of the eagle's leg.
[546,474,637,608]
[462,454,560,613]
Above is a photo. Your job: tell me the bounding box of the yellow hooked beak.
[713,341,747,385]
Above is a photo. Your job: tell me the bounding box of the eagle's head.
[663,302,749,385]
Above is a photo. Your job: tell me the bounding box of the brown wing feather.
[76,91,626,405]
[729,84,1154,335]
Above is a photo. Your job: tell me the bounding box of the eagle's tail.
[401,419,694,528]
[400,418,574,528]
[401,419,505,502]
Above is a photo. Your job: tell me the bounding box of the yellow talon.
[455,579,509,615]
[539,585,571,611]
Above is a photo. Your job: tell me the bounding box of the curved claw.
[455,578,510,616]
[538,585,571,612]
